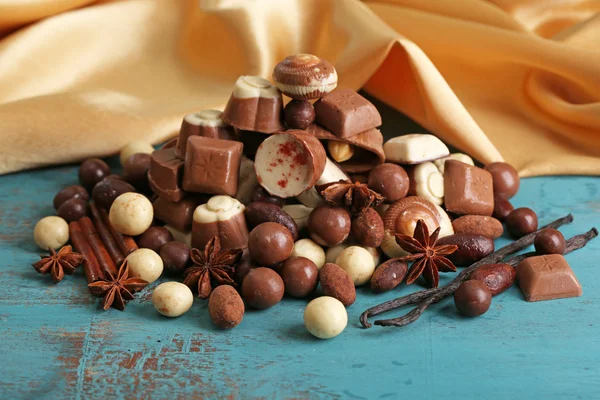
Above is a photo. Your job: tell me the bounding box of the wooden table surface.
[1,103,599,399]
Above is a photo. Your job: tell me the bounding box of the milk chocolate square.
[444,160,494,216]
[153,195,208,232]
[148,148,185,202]
[314,88,381,138]
[516,254,582,302]
[183,136,243,196]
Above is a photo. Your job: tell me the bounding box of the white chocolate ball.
[335,246,376,286]
[120,140,155,166]
[126,248,163,283]
[291,239,326,269]
[152,282,194,317]
[33,216,69,250]
[326,244,380,266]
[304,296,347,339]
[109,192,153,236]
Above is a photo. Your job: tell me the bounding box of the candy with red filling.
[148,148,185,203]
[175,110,236,159]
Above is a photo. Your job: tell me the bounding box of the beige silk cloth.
[0,0,599,176]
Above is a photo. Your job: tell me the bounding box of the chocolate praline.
[484,162,520,199]
[123,153,152,190]
[368,163,409,203]
[506,207,538,238]
[248,222,294,266]
[241,267,284,309]
[53,185,89,210]
[79,158,111,190]
[534,228,566,255]
[454,280,492,317]
[138,226,174,253]
[159,241,190,274]
[280,257,318,298]
[91,177,136,209]
[284,100,315,130]
[308,206,351,246]
[57,198,89,222]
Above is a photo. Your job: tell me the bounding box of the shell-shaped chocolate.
[272,54,338,100]
[381,196,453,258]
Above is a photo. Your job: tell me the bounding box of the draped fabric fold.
[0,0,598,176]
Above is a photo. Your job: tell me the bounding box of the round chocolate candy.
[284,100,315,130]
[248,222,294,266]
[79,158,111,190]
[506,207,538,238]
[241,267,284,309]
[53,185,89,210]
[251,187,285,207]
[454,280,492,317]
[123,153,151,190]
[233,249,256,285]
[492,194,514,222]
[367,163,409,203]
[159,241,190,274]
[91,177,136,209]
[209,285,245,329]
[280,257,319,298]
[138,226,174,253]
[57,198,89,222]
[308,206,351,247]
[484,162,520,199]
[534,228,566,255]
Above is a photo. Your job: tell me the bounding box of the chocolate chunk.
[444,160,494,216]
[153,195,207,232]
[516,254,582,302]
[148,148,185,202]
[183,136,243,196]
[175,110,236,159]
[314,89,381,138]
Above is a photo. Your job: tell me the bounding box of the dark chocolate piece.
[138,226,173,253]
[444,160,494,216]
[91,178,135,210]
[485,162,520,199]
[516,254,582,302]
[454,280,492,317]
[54,185,89,210]
[506,207,538,238]
[160,241,190,274]
[123,153,151,191]
[79,158,111,190]
[175,110,236,159]
[57,198,89,222]
[153,195,207,232]
[284,100,315,130]
[280,257,318,298]
[240,267,284,310]
[148,148,185,202]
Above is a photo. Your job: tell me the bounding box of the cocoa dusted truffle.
[209,285,245,329]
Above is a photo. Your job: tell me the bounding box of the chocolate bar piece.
[314,89,381,138]
[175,110,236,159]
[153,195,208,232]
[516,254,582,302]
[444,160,494,216]
[148,148,185,202]
[222,76,284,134]
[182,136,243,196]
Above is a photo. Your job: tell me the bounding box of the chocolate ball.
[159,241,190,274]
[56,198,89,222]
[138,226,173,253]
[53,185,89,210]
[485,162,520,199]
[233,249,256,285]
[248,222,294,266]
[368,163,409,203]
[252,187,284,207]
[91,177,136,209]
[454,280,492,317]
[492,194,514,222]
[308,206,351,247]
[241,267,284,309]
[506,207,538,238]
[284,100,315,130]
[280,257,318,298]
[534,228,566,255]
[79,158,111,190]
[123,153,151,190]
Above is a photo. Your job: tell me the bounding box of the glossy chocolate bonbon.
[516,254,582,302]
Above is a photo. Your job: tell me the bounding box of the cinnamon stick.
[79,217,118,277]
[69,221,104,283]
[97,207,138,255]
[89,203,125,265]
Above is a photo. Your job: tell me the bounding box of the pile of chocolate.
[31,54,592,339]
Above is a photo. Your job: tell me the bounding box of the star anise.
[32,245,84,283]
[88,261,148,311]
[317,180,384,215]
[183,236,243,299]
[395,219,458,288]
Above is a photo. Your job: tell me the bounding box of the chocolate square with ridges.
[148,148,185,202]
[183,136,243,196]
[444,160,494,216]
[314,88,381,138]
[516,254,582,302]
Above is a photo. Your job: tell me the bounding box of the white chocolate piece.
[410,162,444,205]
[120,140,155,166]
[194,195,245,224]
[184,109,226,128]
[164,225,192,247]
[109,193,153,236]
[235,157,259,205]
[232,76,280,99]
[297,158,349,208]
[384,134,449,164]
[126,248,163,283]
[33,216,69,250]
[304,296,347,339]
[282,204,313,231]
[291,239,326,269]
[434,153,475,173]
[152,282,194,317]
[335,246,376,286]
[325,244,379,266]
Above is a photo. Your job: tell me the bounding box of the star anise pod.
[183,236,243,299]
[32,245,84,283]
[317,180,384,215]
[395,219,458,288]
[88,261,148,311]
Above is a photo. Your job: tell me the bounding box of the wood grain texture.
[1,161,599,399]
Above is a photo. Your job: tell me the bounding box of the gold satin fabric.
[0,0,599,176]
